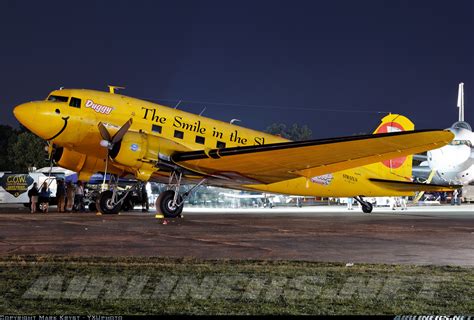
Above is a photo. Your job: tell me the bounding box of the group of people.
[27,180,85,213]
[27,181,50,213]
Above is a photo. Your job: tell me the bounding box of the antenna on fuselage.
[230,119,241,124]
[457,82,464,122]
[108,85,126,94]
[174,100,182,109]
[199,106,207,116]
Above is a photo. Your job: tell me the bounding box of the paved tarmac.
[0,205,473,266]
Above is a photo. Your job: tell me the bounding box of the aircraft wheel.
[97,190,121,215]
[88,202,97,212]
[122,201,132,211]
[362,202,373,214]
[156,190,183,218]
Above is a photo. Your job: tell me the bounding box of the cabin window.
[174,130,184,139]
[69,97,81,108]
[152,124,162,134]
[195,136,205,145]
[47,95,69,102]
[216,141,226,149]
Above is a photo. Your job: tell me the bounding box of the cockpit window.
[69,97,81,108]
[450,140,473,147]
[47,95,69,102]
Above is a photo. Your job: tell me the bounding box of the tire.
[362,202,373,213]
[96,190,121,215]
[156,190,184,218]
[121,201,132,212]
[88,202,97,212]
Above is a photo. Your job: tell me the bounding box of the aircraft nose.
[13,101,66,140]
[13,102,38,129]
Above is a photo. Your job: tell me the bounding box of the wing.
[369,178,461,192]
[172,130,454,184]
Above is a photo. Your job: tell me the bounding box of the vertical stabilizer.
[457,82,464,122]
[368,114,415,181]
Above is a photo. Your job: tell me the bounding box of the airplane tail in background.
[369,114,415,181]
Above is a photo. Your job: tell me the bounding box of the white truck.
[0,171,64,206]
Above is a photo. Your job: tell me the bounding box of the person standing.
[141,182,149,212]
[400,196,407,211]
[452,189,459,205]
[66,181,75,212]
[346,197,353,210]
[39,182,51,213]
[56,179,66,213]
[389,197,396,210]
[74,181,85,212]
[28,182,39,213]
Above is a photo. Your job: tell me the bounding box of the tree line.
[0,125,49,172]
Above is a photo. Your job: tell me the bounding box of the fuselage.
[426,122,474,185]
[13,88,418,197]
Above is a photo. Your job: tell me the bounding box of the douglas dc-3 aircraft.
[13,87,459,216]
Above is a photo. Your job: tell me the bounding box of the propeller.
[97,118,133,190]
[98,118,132,149]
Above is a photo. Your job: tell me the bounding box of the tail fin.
[368,114,415,181]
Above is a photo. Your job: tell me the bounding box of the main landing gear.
[354,196,373,213]
[96,175,141,215]
[95,172,206,217]
[155,171,206,218]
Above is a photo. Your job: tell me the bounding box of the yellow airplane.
[13,87,458,216]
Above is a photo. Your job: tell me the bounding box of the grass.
[0,255,473,315]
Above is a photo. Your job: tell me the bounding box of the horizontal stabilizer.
[369,178,461,192]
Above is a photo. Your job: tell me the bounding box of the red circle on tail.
[376,122,407,169]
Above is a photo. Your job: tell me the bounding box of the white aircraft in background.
[414,83,474,185]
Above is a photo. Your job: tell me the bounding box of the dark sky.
[0,0,472,138]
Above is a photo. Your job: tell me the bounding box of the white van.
[0,172,64,206]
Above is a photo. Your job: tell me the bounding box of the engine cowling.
[109,132,162,180]
[54,147,121,180]
[109,132,193,180]
[110,132,149,167]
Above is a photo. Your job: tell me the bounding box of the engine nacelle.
[110,132,162,180]
[111,132,148,167]
[54,147,121,180]
[110,132,192,180]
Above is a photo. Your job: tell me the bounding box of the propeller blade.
[111,118,133,144]
[98,122,112,141]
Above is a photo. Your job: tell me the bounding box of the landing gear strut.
[96,175,141,215]
[354,196,373,213]
[155,171,206,218]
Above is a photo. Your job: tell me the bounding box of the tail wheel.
[97,190,121,215]
[362,202,373,213]
[156,190,184,218]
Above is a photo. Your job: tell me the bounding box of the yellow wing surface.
[172,129,454,184]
